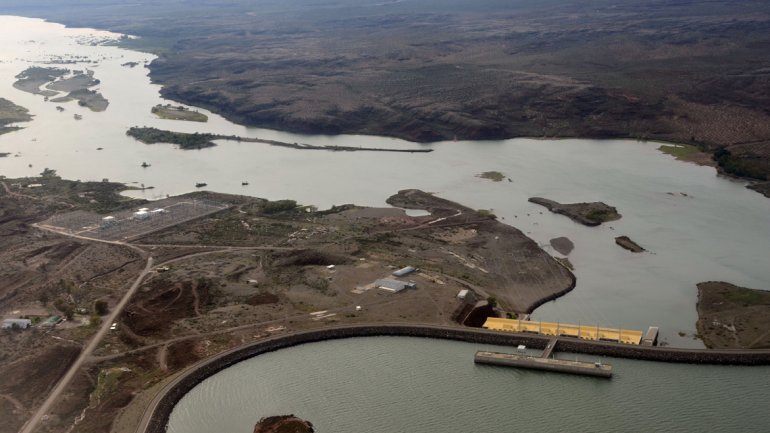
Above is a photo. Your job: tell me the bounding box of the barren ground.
[0,176,572,433]
[696,281,770,350]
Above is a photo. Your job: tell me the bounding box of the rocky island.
[549,237,574,255]
[615,236,645,253]
[529,197,621,226]
[253,415,314,433]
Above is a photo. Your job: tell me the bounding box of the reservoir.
[0,16,769,346]
[167,336,770,433]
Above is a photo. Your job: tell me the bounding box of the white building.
[2,319,32,329]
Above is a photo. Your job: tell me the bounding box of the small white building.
[375,279,416,293]
[457,289,470,300]
[392,266,417,277]
[133,210,149,220]
[100,216,116,228]
[2,319,32,329]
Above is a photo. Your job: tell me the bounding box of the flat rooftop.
[483,317,643,345]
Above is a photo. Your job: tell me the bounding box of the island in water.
[13,67,109,111]
[0,97,32,135]
[126,126,434,153]
[529,197,621,227]
[151,104,208,122]
[615,236,645,253]
[254,415,314,433]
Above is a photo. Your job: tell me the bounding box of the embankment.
[141,324,770,433]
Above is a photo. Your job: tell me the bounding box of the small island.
[477,171,506,182]
[253,415,314,433]
[57,88,109,112]
[126,126,434,153]
[696,281,770,349]
[152,104,208,122]
[127,126,218,149]
[550,236,574,255]
[529,197,621,226]
[13,67,109,111]
[615,236,645,253]
[0,98,32,135]
[13,67,67,96]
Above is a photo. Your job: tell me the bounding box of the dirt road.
[18,256,154,433]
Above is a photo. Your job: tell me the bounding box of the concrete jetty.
[474,337,613,378]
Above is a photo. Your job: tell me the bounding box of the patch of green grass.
[658,144,700,159]
[724,287,769,306]
[477,171,506,182]
[90,367,128,405]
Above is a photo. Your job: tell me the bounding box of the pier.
[474,337,613,378]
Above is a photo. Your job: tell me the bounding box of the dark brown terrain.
[4,0,770,183]
[696,281,770,349]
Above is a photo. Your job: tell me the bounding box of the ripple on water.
[167,337,770,433]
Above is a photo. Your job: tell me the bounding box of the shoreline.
[140,324,770,433]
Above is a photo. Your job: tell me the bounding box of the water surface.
[168,337,770,433]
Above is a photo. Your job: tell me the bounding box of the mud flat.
[13,67,109,111]
[53,88,109,112]
[615,236,645,253]
[46,70,100,93]
[696,281,770,349]
[12,67,66,97]
[529,197,621,226]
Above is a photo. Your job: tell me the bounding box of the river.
[0,16,769,347]
[167,336,770,433]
